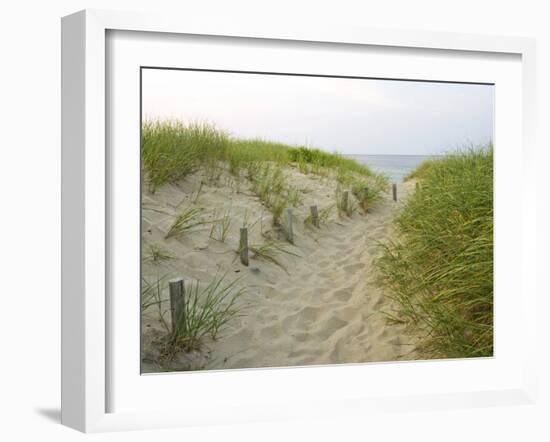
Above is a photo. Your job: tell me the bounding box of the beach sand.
[141,165,417,372]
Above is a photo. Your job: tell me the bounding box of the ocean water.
[348,154,437,183]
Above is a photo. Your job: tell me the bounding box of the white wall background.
[0,1,547,441]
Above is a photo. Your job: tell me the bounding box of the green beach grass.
[142,121,380,184]
[141,120,388,219]
[377,146,493,359]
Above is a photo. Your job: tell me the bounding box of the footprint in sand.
[334,258,345,267]
[282,306,323,331]
[351,232,366,242]
[343,263,365,273]
[334,243,350,251]
[317,260,331,269]
[388,336,401,346]
[297,273,313,282]
[328,337,348,363]
[372,328,389,340]
[332,305,361,322]
[293,356,318,366]
[292,332,310,342]
[332,288,353,302]
[259,322,288,340]
[288,348,312,358]
[368,295,384,310]
[221,327,255,349]
[314,316,348,340]
[318,271,337,280]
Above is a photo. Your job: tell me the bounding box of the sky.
[142,68,494,156]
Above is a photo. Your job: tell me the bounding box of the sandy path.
[209,181,415,369]
[141,168,416,372]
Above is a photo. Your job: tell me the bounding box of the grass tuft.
[250,240,300,272]
[350,174,388,212]
[143,244,175,265]
[169,274,246,352]
[249,163,298,226]
[165,207,205,239]
[141,276,171,331]
[209,209,232,243]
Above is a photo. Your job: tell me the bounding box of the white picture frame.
[61,9,537,433]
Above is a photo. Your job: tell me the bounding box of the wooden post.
[169,278,185,334]
[342,190,349,214]
[310,205,319,228]
[415,182,420,191]
[362,187,369,211]
[285,208,294,243]
[239,227,249,266]
[392,183,397,201]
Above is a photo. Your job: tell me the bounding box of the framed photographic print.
[139,67,495,373]
[61,9,537,432]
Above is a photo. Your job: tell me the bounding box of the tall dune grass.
[141,121,230,192]
[142,121,389,225]
[287,146,373,177]
[141,120,384,190]
[376,146,493,359]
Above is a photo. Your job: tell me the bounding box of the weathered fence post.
[310,205,319,228]
[342,190,349,215]
[362,187,369,211]
[415,181,420,191]
[392,183,397,201]
[169,278,185,334]
[285,208,294,243]
[239,227,249,266]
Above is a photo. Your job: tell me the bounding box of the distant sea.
[348,154,439,183]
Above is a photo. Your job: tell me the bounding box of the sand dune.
[141,165,417,372]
